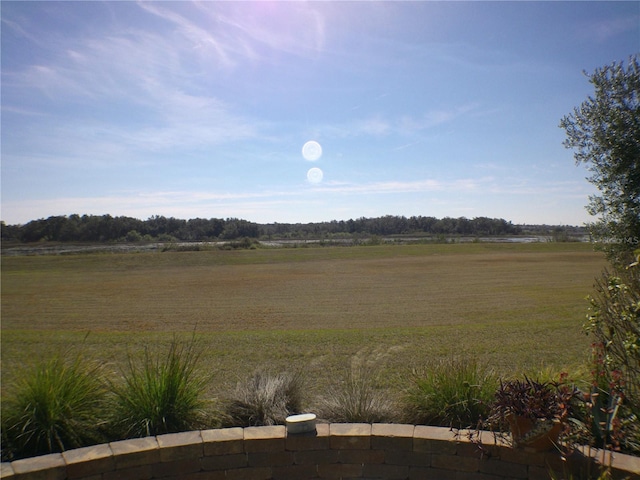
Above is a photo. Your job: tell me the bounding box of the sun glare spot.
[302,140,322,161]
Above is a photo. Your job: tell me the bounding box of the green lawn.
[1,242,607,399]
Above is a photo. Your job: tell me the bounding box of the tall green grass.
[108,338,210,439]
[405,358,498,429]
[1,351,107,460]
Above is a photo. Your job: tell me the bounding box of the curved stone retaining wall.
[2,424,638,480]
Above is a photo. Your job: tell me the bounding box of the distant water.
[2,235,590,256]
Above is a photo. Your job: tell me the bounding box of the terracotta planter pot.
[507,414,563,452]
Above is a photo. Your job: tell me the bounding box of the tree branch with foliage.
[560,55,640,265]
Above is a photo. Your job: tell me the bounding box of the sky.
[1,1,639,226]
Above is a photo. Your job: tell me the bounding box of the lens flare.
[302,140,322,161]
[307,167,324,184]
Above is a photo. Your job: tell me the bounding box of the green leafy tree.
[560,55,640,265]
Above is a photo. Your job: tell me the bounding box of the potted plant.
[487,377,578,452]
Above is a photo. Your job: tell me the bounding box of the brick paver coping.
[1,424,638,480]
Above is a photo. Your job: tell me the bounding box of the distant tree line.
[0,215,255,243]
[0,214,530,244]
[261,215,521,238]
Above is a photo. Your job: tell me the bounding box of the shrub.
[320,362,396,423]
[489,376,577,422]
[405,358,498,429]
[223,370,306,426]
[568,343,640,455]
[574,255,640,455]
[585,260,640,413]
[125,230,142,242]
[108,337,210,439]
[1,351,107,460]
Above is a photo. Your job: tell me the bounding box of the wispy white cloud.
[398,103,481,133]
[487,179,593,197]
[1,171,594,225]
[578,14,640,43]
[311,103,482,140]
[143,1,327,66]
[353,116,392,136]
[2,7,270,167]
[0,105,50,117]
[392,140,425,151]
[137,2,240,69]
[1,190,292,224]
[314,179,452,194]
[0,177,481,223]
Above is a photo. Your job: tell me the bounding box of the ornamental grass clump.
[108,337,210,439]
[1,351,108,460]
[405,358,498,429]
[223,370,306,426]
[320,361,397,423]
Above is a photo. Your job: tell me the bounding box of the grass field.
[1,242,607,404]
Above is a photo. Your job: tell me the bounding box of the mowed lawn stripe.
[1,243,604,332]
[2,243,606,396]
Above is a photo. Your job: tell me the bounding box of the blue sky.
[2,1,638,226]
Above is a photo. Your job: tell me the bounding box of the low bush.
[565,343,640,455]
[222,370,306,426]
[574,255,640,455]
[320,362,397,423]
[1,351,107,460]
[405,358,498,429]
[585,262,640,414]
[107,337,211,439]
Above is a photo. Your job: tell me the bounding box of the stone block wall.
[2,424,638,480]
